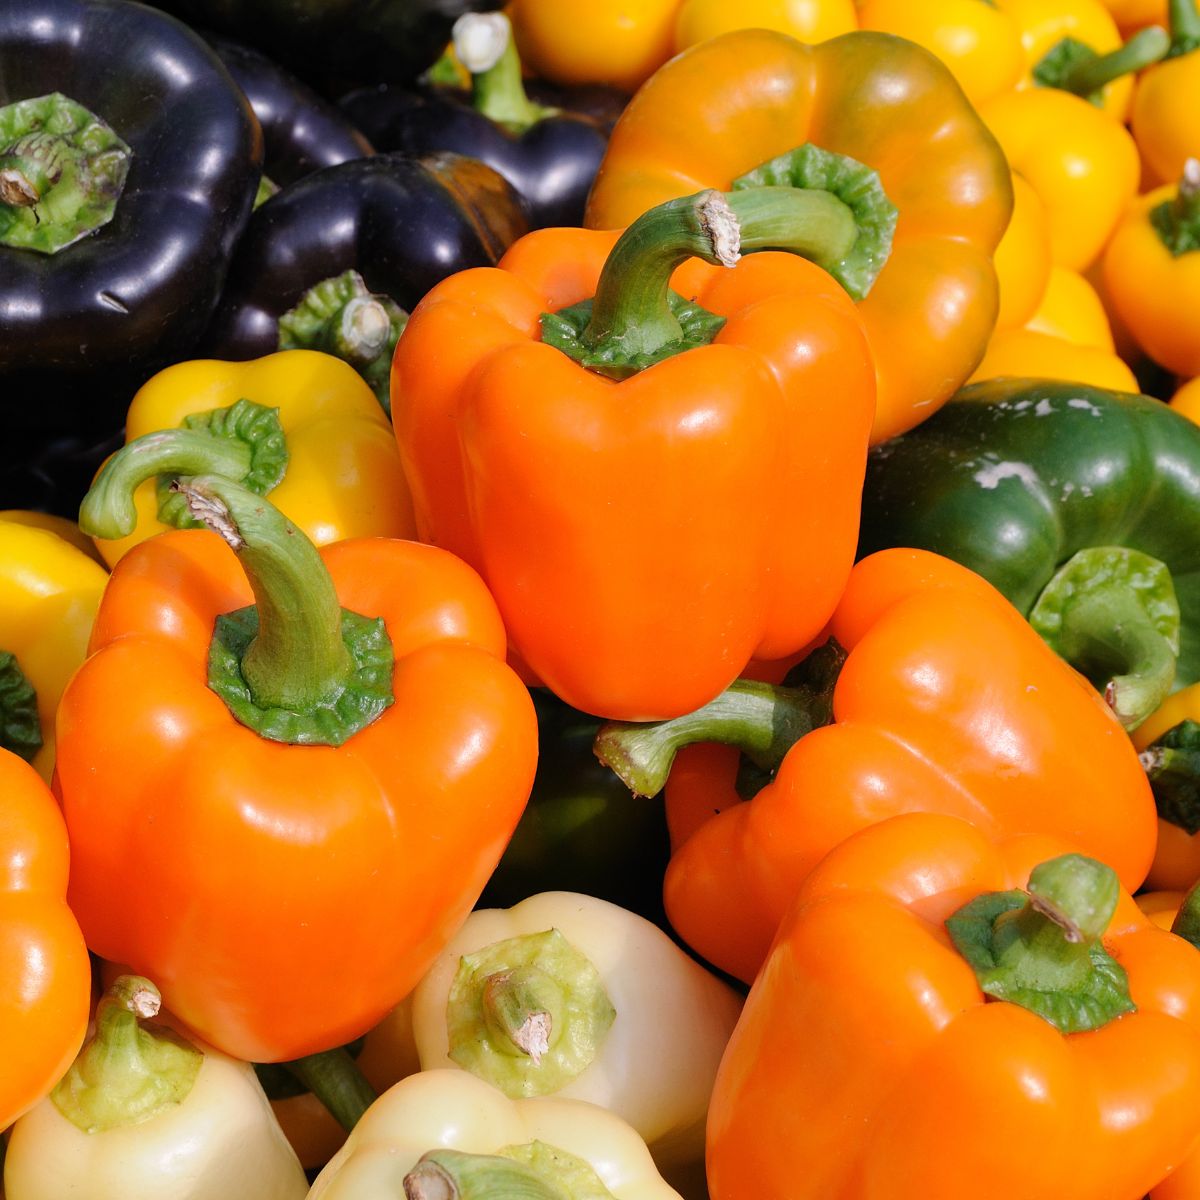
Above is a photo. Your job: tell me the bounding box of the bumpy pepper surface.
[584,29,1012,444]
[58,458,537,1063]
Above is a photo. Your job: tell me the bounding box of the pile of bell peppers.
[6,1,1200,1197]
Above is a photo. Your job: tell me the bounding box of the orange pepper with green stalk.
[585,29,1013,444]
[58,433,538,1065]
[595,548,1157,984]
[705,811,1200,1200]
[393,161,882,720]
[0,748,92,1131]
[93,349,415,569]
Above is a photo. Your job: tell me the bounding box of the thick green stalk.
[452,12,552,131]
[1033,28,1170,103]
[282,1047,376,1132]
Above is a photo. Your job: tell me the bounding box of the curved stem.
[453,12,551,131]
[79,429,254,540]
[283,1047,376,1132]
[174,476,352,712]
[1034,29,1168,100]
[595,670,839,799]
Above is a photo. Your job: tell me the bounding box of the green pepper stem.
[0,649,42,764]
[405,1150,562,1200]
[481,967,565,1064]
[173,475,353,713]
[1169,0,1200,50]
[1172,878,1200,949]
[1048,27,1170,96]
[1140,718,1200,834]
[580,187,856,373]
[79,428,254,540]
[52,975,202,1134]
[946,855,1134,1034]
[1151,159,1200,257]
[595,668,840,799]
[282,1047,376,1133]
[452,12,551,132]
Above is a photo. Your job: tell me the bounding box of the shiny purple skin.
[0,0,263,375]
[339,84,610,229]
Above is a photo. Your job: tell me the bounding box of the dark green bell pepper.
[859,378,1200,732]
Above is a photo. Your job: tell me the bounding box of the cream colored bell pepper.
[410,891,743,1170]
[308,1068,682,1200]
[3,977,307,1200]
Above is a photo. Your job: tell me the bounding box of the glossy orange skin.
[707,812,1200,1200]
[1132,51,1200,188]
[55,531,538,1063]
[0,749,91,1128]
[392,232,874,721]
[663,549,1158,982]
[584,29,1012,445]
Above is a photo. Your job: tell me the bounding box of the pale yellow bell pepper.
[308,1069,683,1200]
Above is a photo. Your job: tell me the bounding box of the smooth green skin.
[859,379,1200,690]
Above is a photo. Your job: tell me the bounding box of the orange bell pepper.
[596,549,1156,982]
[705,812,1200,1200]
[585,29,1013,444]
[58,443,537,1064]
[855,0,1025,106]
[1102,162,1200,378]
[0,748,91,1130]
[982,86,1140,271]
[1130,0,1200,187]
[393,181,877,720]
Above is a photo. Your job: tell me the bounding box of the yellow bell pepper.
[409,892,742,1176]
[982,87,1140,270]
[1102,162,1200,378]
[1024,265,1115,348]
[674,0,856,50]
[967,327,1139,390]
[855,0,1025,106]
[0,519,106,782]
[993,173,1053,331]
[0,511,104,564]
[93,350,416,569]
[307,1069,683,1199]
[1130,0,1200,187]
[1173,375,1200,420]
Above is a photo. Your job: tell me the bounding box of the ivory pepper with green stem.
[57,436,538,1065]
[4,976,308,1200]
[392,155,886,720]
[859,379,1200,733]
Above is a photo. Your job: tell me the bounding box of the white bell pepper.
[3,976,308,1200]
[409,891,743,1168]
[308,1068,683,1200]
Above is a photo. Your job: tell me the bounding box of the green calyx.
[278,270,408,415]
[540,146,895,382]
[156,399,289,531]
[1141,718,1200,834]
[52,976,202,1134]
[946,854,1135,1034]
[0,650,41,763]
[594,639,846,799]
[79,398,288,541]
[446,928,615,1098]
[171,476,394,747]
[1032,28,1170,105]
[0,92,132,254]
[404,1142,617,1200]
[452,12,554,132]
[1150,159,1200,258]
[1029,546,1180,730]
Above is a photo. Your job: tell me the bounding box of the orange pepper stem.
[0,649,41,763]
[1151,160,1200,257]
[594,643,844,797]
[1033,28,1169,101]
[1168,0,1200,53]
[453,12,553,132]
[946,855,1135,1033]
[51,975,202,1134]
[281,1046,376,1133]
[543,186,857,381]
[1027,547,1180,732]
